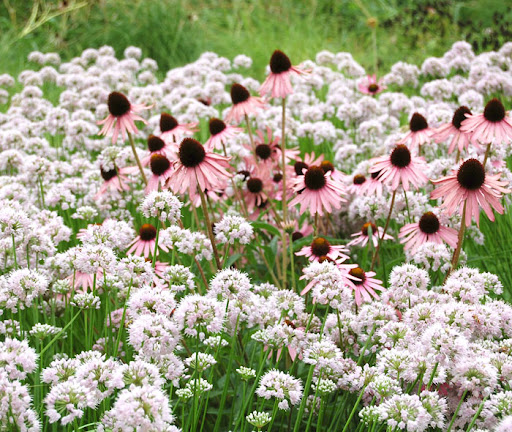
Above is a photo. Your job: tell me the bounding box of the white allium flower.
[0,337,37,380]
[246,411,272,428]
[377,394,432,431]
[236,366,256,381]
[71,292,101,309]
[185,352,217,372]
[256,369,303,410]
[139,190,182,223]
[214,214,253,244]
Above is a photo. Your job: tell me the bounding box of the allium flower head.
[256,369,303,410]
[214,214,253,244]
[139,190,182,223]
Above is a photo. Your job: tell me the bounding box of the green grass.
[1,0,512,79]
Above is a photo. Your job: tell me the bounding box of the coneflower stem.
[197,185,222,270]
[371,190,396,270]
[455,148,460,163]
[446,390,468,432]
[244,114,256,154]
[483,143,492,166]
[447,200,467,280]
[403,190,411,223]
[127,131,147,185]
[466,395,488,432]
[151,216,160,268]
[281,97,289,290]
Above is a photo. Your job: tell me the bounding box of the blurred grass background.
[1,0,512,78]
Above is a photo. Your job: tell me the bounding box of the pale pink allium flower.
[433,106,477,154]
[204,117,242,151]
[358,74,386,95]
[98,92,151,143]
[289,165,346,216]
[399,211,458,253]
[259,50,307,99]
[397,112,435,150]
[460,98,512,145]
[225,83,266,124]
[165,138,231,200]
[347,222,393,248]
[370,144,428,191]
[431,158,510,226]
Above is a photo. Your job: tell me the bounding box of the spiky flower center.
[294,161,308,176]
[304,166,326,190]
[238,170,250,180]
[160,113,178,132]
[418,212,440,234]
[349,267,366,285]
[107,92,131,117]
[362,222,378,236]
[273,173,283,183]
[256,144,272,160]
[311,237,330,257]
[483,98,506,122]
[230,83,250,105]
[456,158,485,190]
[409,113,428,132]
[452,106,472,129]
[371,170,381,179]
[150,154,171,175]
[320,160,334,173]
[139,224,157,241]
[390,145,411,168]
[292,231,304,242]
[353,174,366,185]
[270,50,292,74]
[147,135,165,152]
[209,118,226,135]
[247,178,263,193]
[100,167,117,181]
[368,83,379,93]
[179,138,206,167]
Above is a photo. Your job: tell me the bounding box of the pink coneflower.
[399,211,458,253]
[293,152,324,177]
[397,113,435,151]
[361,171,384,197]
[225,83,266,124]
[146,154,174,193]
[433,106,476,154]
[460,98,512,145]
[347,174,367,194]
[296,237,349,263]
[431,158,510,227]
[347,222,393,248]
[140,135,176,166]
[159,113,198,144]
[98,92,151,143]
[243,176,271,213]
[67,270,103,292]
[319,160,346,183]
[259,50,307,99]
[370,144,428,191]
[94,167,130,199]
[358,74,386,95]
[127,224,169,258]
[346,267,384,306]
[290,220,314,242]
[204,118,243,151]
[289,165,346,216]
[165,138,232,199]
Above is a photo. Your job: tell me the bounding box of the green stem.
[446,390,468,432]
[152,216,160,268]
[341,387,366,432]
[127,131,147,184]
[465,395,488,432]
[371,190,396,271]
[40,309,81,357]
[198,185,222,270]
